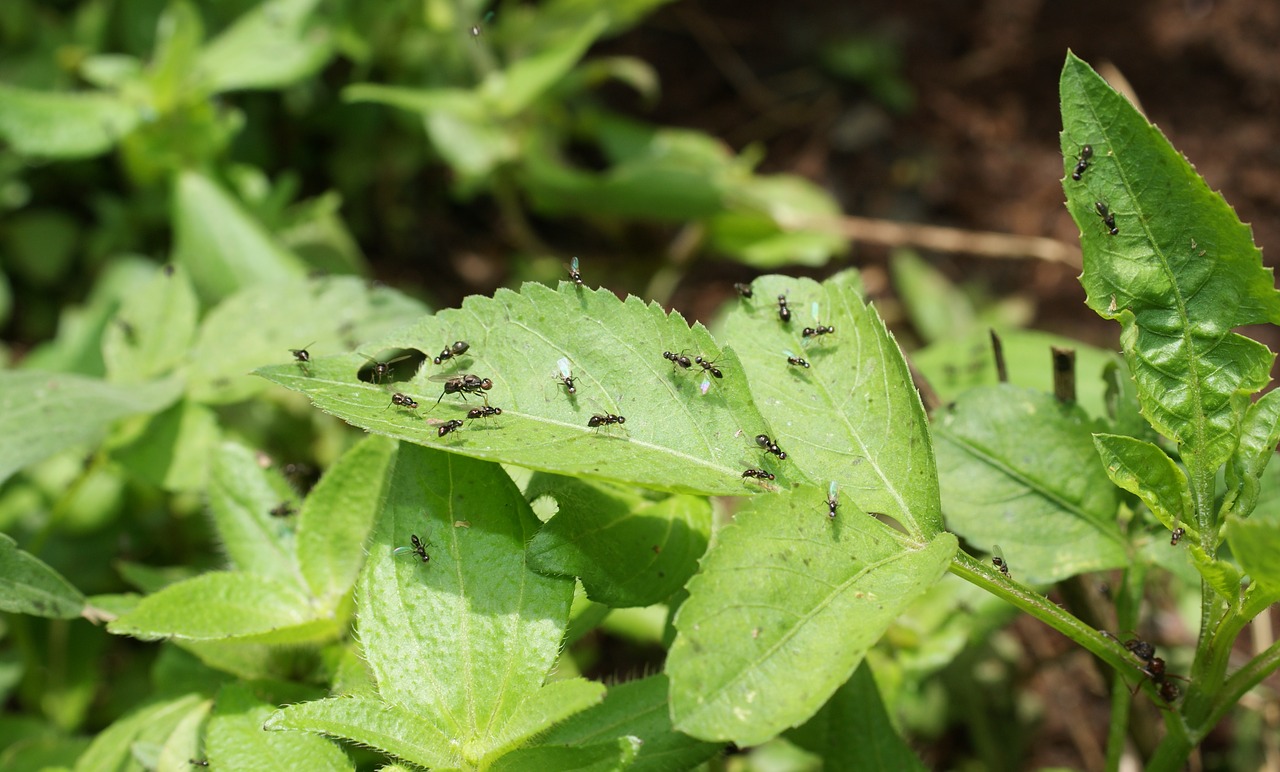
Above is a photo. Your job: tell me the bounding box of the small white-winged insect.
[554,357,577,395]
[826,481,839,519]
[992,545,1010,577]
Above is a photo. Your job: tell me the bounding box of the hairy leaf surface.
[207,442,304,587]
[207,683,352,772]
[0,533,86,619]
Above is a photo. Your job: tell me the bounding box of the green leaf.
[935,386,1127,583]
[787,662,926,772]
[889,250,978,344]
[707,175,846,267]
[71,693,206,772]
[0,371,182,485]
[342,84,486,122]
[257,283,780,496]
[198,0,333,93]
[188,276,427,404]
[485,14,609,117]
[207,442,304,587]
[1225,518,1280,589]
[1225,389,1280,520]
[265,696,457,769]
[1061,53,1280,474]
[296,435,396,605]
[0,84,139,159]
[146,1,205,108]
[111,399,221,492]
[1094,433,1193,534]
[720,272,940,538]
[667,489,956,745]
[207,683,353,772]
[538,674,723,772]
[108,571,335,643]
[102,265,198,382]
[526,476,711,607]
[1185,543,1242,603]
[155,698,211,771]
[172,170,307,304]
[485,678,605,757]
[487,737,642,772]
[0,533,86,619]
[356,445,577,765]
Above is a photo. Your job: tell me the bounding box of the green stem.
[1103,677,1131,772]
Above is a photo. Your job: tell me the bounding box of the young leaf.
[1224,389,1280,521]
[188,275,427,404]
[112,399,221,492]
[526,475,712,608]
[155,697,211,771]
[538,674,724,772]
[0,533,86,619]
[484,678,606,757]
[296,435,396,606]
[1225,518,1280,590]
[356,445,578,765]
[107,572,337,643]
[257,283,781,496]
[0,371,182,485]
[1060,52,1280,474]
[487,14,609,117]
[667,488,956,745]
[172,170,307,304]
[786,662,926,772]
[486,736,642,772]
[265,696,457,769]
[197,0,333,93]
[1094,433,1193,535]
[0,84,138,158]
[102,265,198,383]
[935,386,1127,583]
[207,442,305,588]
[719,272,940,538]
[70,693,206,772]
[207,683,353,772]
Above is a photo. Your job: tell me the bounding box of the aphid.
[734,282,753,299]
[433,340,470,365]
[269,502,296,518]
[1095,201,1118,235]
[467,405,503,420]
[992,545,1010,577]
[359,352,414,384]
[776,294,791,323]
[429,373,494,408]
[784,350,810,368]
[1071,144,1093,181]
[386,392,419,411]
[663,350,693,370]
[742,468,775,481]
[565,256,583,287]
[554,357,578,395]
[755,433,786,460]
[695,355,724,379]
[394,534,431,563]
[826,481,840,519]
[588,412,626,428]
[1170,527,1185,546]
[436,419,465,437]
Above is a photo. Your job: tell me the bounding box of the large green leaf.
[71,694,206,772]
[207,684,352,772]
[667,488,956,745]
[0,84,139,158]
[0,533,86,619]
[1060,53,1280,475]
[206,442,305,588]
[257,282,783,496]
[935,386,1126,584]
[0,371,182,485]
[265,696,458,770]
[719,272,940,538]
[102,265,199,383]
[198,0,333,93]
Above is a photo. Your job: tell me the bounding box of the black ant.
[734,282,753,299]
[802,324,835,338]
[826,481,839,519]
[359,352,413,384]
[269,502,296,518]
[1071,144,1093,181]
[395,534,431,563]
[588,412,626,429]
[1095,201,1118,235]
[386,393,419,411]
[755,433,786,460]
[695,355,723,379]
[777,294,791,323]
[663,350,693,370]
[467,405,502,420]
[1170,527,1185,546]
[429,373,493,408]
[433,340,470,365]
[785,351,810,368]
[1105,631,1185,703]
[435,419,464,437]
[742,468,775,481]
[565,256,583,287]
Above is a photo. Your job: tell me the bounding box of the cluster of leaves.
[4,19,1280,772]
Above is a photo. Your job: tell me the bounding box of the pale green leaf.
[1225,389,1280,521]
[936,386,1126,583]
[538,674,723,772]
[198,0,333,93]
[1094,433,1193,535]
[155,698,212,771]
[171,170,307,304]
[485,678,604,757]
[265,696,457,769]
[487,737,642,772]
[357,445,575,765]
[0,84,138,158]
[1061,53,1280,474]
[425,111,517,188]
[527,476,711,607]
[342,84,485,121]
[720,272,939,538]
[485,14,609,117]
[667,489,956,745]
[0,533,86,619]
[889,250,977,344]
[708,175,846,267]
[112,399,220,492]
[207,684,352,772]
[71,694,205,772]
[1226,518,1280,590]
[1186,543,1242,603]
[257,283,781,496]
[296,435,396,605]
[102,265,198,382]
[787,662,926,772]
[108,572,331,643]
[188,275,427,404]
[207,442,304,587]
[0,371,182,485]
